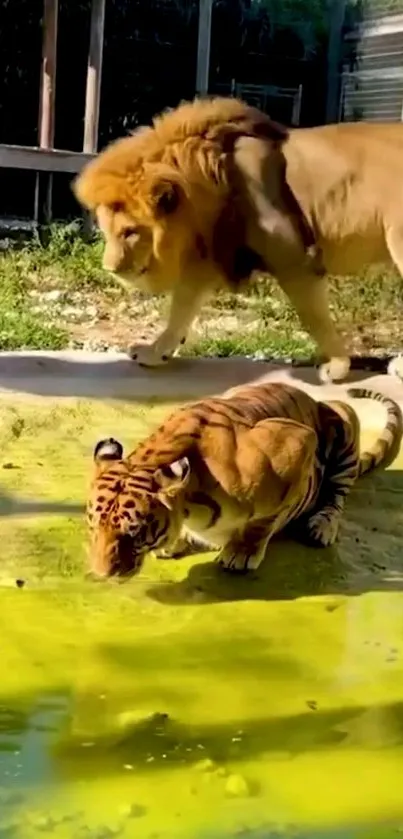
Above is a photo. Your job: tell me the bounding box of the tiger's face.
[87,438,190,578]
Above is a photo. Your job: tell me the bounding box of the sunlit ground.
[0,397,403,839]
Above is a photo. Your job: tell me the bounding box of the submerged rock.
[117,804,147,819]
[75,826,121,839]
[225,774,251,798]
[194,758,216,773]
[32,815,56,831]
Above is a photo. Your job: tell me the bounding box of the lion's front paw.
[388,354,403,383]
[303,510,340,547]
[128,343,174,368]
[318,356,351,384]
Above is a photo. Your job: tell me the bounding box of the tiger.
[87,382,402,577]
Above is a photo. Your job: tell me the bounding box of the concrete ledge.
[0,350,402,405]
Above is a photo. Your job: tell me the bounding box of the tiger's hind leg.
[296,422,359,548]
[302,503,346,547]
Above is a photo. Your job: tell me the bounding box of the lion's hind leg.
[384,226,403,382]
[278,274,351,384]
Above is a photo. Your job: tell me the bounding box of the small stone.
[31,815,56,831]
[78,827,120,839]
[43,289,63,302]
[225,774,250,798]
[194,758,216,773]
[0,789,23,806]
[118,804,147,819]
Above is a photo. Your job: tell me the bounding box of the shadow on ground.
[0,353,384,402]
[146,467,403,605]
[0,488,84,518]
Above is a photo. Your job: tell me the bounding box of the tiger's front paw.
[215,541,265,574]
[216,545,250,574]
[128,343,174,368]
[318,356,351,384]
[155,536,190,559]
[303,510,340,547]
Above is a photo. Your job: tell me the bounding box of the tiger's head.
[87,437,190,578]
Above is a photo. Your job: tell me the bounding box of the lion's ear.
[150,178,182,218]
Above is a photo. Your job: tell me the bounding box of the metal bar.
[36,0,58,225]
[291,84,303,125]
[38,0,58,149]
[196,0,213,96]
[83,0,106,154]
[326,0,347,122]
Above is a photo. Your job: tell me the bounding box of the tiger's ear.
[155,457,190,507]
[93,437,124,477]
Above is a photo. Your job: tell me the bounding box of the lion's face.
[96,203,157,291]
[90,174,215,295]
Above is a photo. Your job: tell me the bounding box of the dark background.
[0,0,330,220]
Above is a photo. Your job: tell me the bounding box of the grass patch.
[1,221,403,356]
[187,329,316,360]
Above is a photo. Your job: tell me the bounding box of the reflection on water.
[0,586,403,839]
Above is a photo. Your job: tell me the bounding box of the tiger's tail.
[346,387,403,477]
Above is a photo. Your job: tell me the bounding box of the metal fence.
[213,81,303,125]
[340,2,403,121]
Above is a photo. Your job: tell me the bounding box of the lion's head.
[73,97,287,293]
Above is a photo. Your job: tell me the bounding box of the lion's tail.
[346,387,403,476]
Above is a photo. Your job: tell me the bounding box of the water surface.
[0,397,402,838]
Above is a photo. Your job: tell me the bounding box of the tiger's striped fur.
[87,382,402,577]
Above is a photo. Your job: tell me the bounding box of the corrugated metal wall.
[340,2,403,121]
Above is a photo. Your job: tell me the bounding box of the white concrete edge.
[0,350,402,407]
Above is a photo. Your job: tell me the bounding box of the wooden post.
[35,0,58,227]
[83,0,106,154]
[326,0,347,123]
[196,0,213,96]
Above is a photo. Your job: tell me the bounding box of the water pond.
[0,397,402,839]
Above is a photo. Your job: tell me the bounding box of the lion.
[73,96,403,383]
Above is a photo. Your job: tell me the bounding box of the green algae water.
[0,397,403,839]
